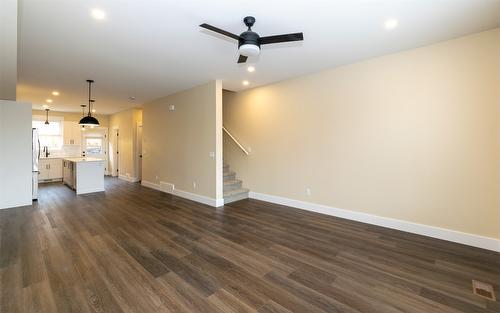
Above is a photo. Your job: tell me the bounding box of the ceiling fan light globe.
[239,44,260,57]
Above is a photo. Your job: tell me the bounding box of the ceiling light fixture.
[44,109,50,125]
[79,79,100,127]
[52,91,59,96]
[91,9,106,20]
[92,109,96,113]
[247,66,255,73]
[385,18,399,30]
[46,99,53,103]
[42,104,49,109]
[242,80,249,86]
[200,16,303,64]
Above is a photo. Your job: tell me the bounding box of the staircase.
[223,164,249,204]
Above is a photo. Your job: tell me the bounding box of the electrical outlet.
[306,188,311,196]
[209,151,215,158]
[155,175,159,182]
[168,104,175,111]
[193,182,197,189]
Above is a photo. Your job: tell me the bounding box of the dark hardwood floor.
[1,178,499,312]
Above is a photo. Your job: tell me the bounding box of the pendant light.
[44,108,50,125]
[79,79,100,126]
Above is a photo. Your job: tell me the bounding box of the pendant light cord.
[87,79,94,117]
[88,80,92,116]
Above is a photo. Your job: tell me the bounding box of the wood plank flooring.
[1,178,499,312]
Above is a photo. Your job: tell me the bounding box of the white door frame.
[110,128,119,177]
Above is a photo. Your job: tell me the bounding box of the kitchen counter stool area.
[63,157,105,195]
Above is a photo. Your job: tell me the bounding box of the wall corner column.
[215,80,224,205]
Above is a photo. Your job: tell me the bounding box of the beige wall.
[224,29,500,239]
[109,108,142,180]
[32,110,110,127]
[142,80,222,200]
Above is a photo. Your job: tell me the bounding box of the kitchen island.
[63,157,105,194]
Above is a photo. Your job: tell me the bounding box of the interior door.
[137,124,142,181]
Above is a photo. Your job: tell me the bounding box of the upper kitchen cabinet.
[63,121,82,145]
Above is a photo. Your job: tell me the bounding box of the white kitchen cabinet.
[63,121,82,146]
[38,158,63,182]
[50,159,63,179]
[39,159,50,181]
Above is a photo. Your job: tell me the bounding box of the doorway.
[136,123,143,182]
[110,129,119,177]
[82,127,109,174]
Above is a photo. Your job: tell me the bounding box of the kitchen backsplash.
[44,145,82,158]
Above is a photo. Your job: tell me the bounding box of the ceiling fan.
[200,16,304,63]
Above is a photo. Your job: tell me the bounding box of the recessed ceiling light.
[91,9,106,20]
[385,18,399,30]
[242,80,249,86]
[247,66,255,73]
[52,91,59,96]
[42,104,49,109]
[46,99,53,103]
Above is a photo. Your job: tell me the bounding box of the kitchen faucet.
[43,146,50,158]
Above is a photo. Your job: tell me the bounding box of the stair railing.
[223,126,249,155]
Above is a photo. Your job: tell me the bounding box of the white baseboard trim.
[141,180,223,207]
[76,188,105,195]
[249,191,500,253]
[216,198,225,207]
[0,200,32,210]
[119,175,140,183]
[141,180,162,191]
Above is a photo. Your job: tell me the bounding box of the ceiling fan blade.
[260,32,304,45]
[199,23,240,40]
[237,55,248,64]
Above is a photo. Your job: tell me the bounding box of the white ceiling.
[18,0,500,114]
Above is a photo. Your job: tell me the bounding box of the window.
[32,118,63,150]
[85,137,103,154]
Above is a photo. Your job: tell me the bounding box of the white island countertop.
[63,157,104,163]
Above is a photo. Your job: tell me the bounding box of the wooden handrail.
[223,126,249,155]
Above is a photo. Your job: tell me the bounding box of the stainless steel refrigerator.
[32,128,40,200]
